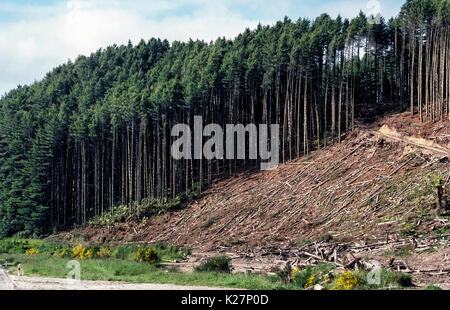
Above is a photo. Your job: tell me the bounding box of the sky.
[0,0,405,96]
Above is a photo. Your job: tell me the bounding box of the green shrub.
[355,269,413,289]
[424,285,442,290]
[332,270,361,290]
[135,247,160,264]
[111,245,135,260]
[96,247,111,258]
[87,187,200,228]
[395,273,413,287]
[0,238,62,255]
[0,239,30,254]
[195,256,232,273]
[276,262,293,285]
[318,234,334,243]
[291,264,334,288]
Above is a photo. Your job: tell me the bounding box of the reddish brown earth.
[66,113,449,248]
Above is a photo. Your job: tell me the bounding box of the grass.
[0,238,282,289]
[0,253,283,290]
[0,238,188,262]
[0,238,61,254]
[423,247,437,254]
[354,269,413,290]
[0,238,417,290]
[423,285,442,290]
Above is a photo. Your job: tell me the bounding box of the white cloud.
[293,0,402,21]
[0,0,268,95]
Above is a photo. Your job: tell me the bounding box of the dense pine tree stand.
[1,0,449,237]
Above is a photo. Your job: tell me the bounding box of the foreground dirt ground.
[1,272,231,290]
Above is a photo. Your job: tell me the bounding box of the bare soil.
[2,273,230,290]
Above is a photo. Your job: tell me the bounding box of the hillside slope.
[70,113,449,251]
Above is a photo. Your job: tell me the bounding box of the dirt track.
[0,269,15,290]
[1,273,231,290]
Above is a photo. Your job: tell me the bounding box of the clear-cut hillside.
[66,113,449,252]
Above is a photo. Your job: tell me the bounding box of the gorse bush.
[290,264,334,288]
[97,247,111,258]
[71,245,113,260]
[85,249,94,259]
[304,274,316,289]
[73,244,87,260]
[333,270,361,290]
[135,247,160,264]
[55,248,71,258]
[195,256,232,273]
[25,248,39,256]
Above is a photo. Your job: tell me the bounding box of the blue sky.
[0,0,405,96]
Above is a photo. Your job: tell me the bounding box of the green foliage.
[423,284,442,290]
[88,189,199,228]
[434,175,443,187]
[290,264,334,288]
[195,256,232,273]
[0,239,186,265]
[384,245,414,257]
[0,238,60,255]
[276,262,293,285]
[354,269,413,289]
[318,234,334,243]
[0,253,284,290]
[135,247,160,265]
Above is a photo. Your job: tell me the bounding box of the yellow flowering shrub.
[144,248,158,264]
[135,247,159,264]
[304,274,316,289]
[291,266,300,280]
[25,248,39,256]
[334,270,360,290]
[135,250,142,261]
[59,248,70,258]
[97,247,111,258]
[85,249,94,259]
[73,244,87,260]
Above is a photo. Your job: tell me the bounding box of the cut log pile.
[218,235,450,275]
[135,123,449,250]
